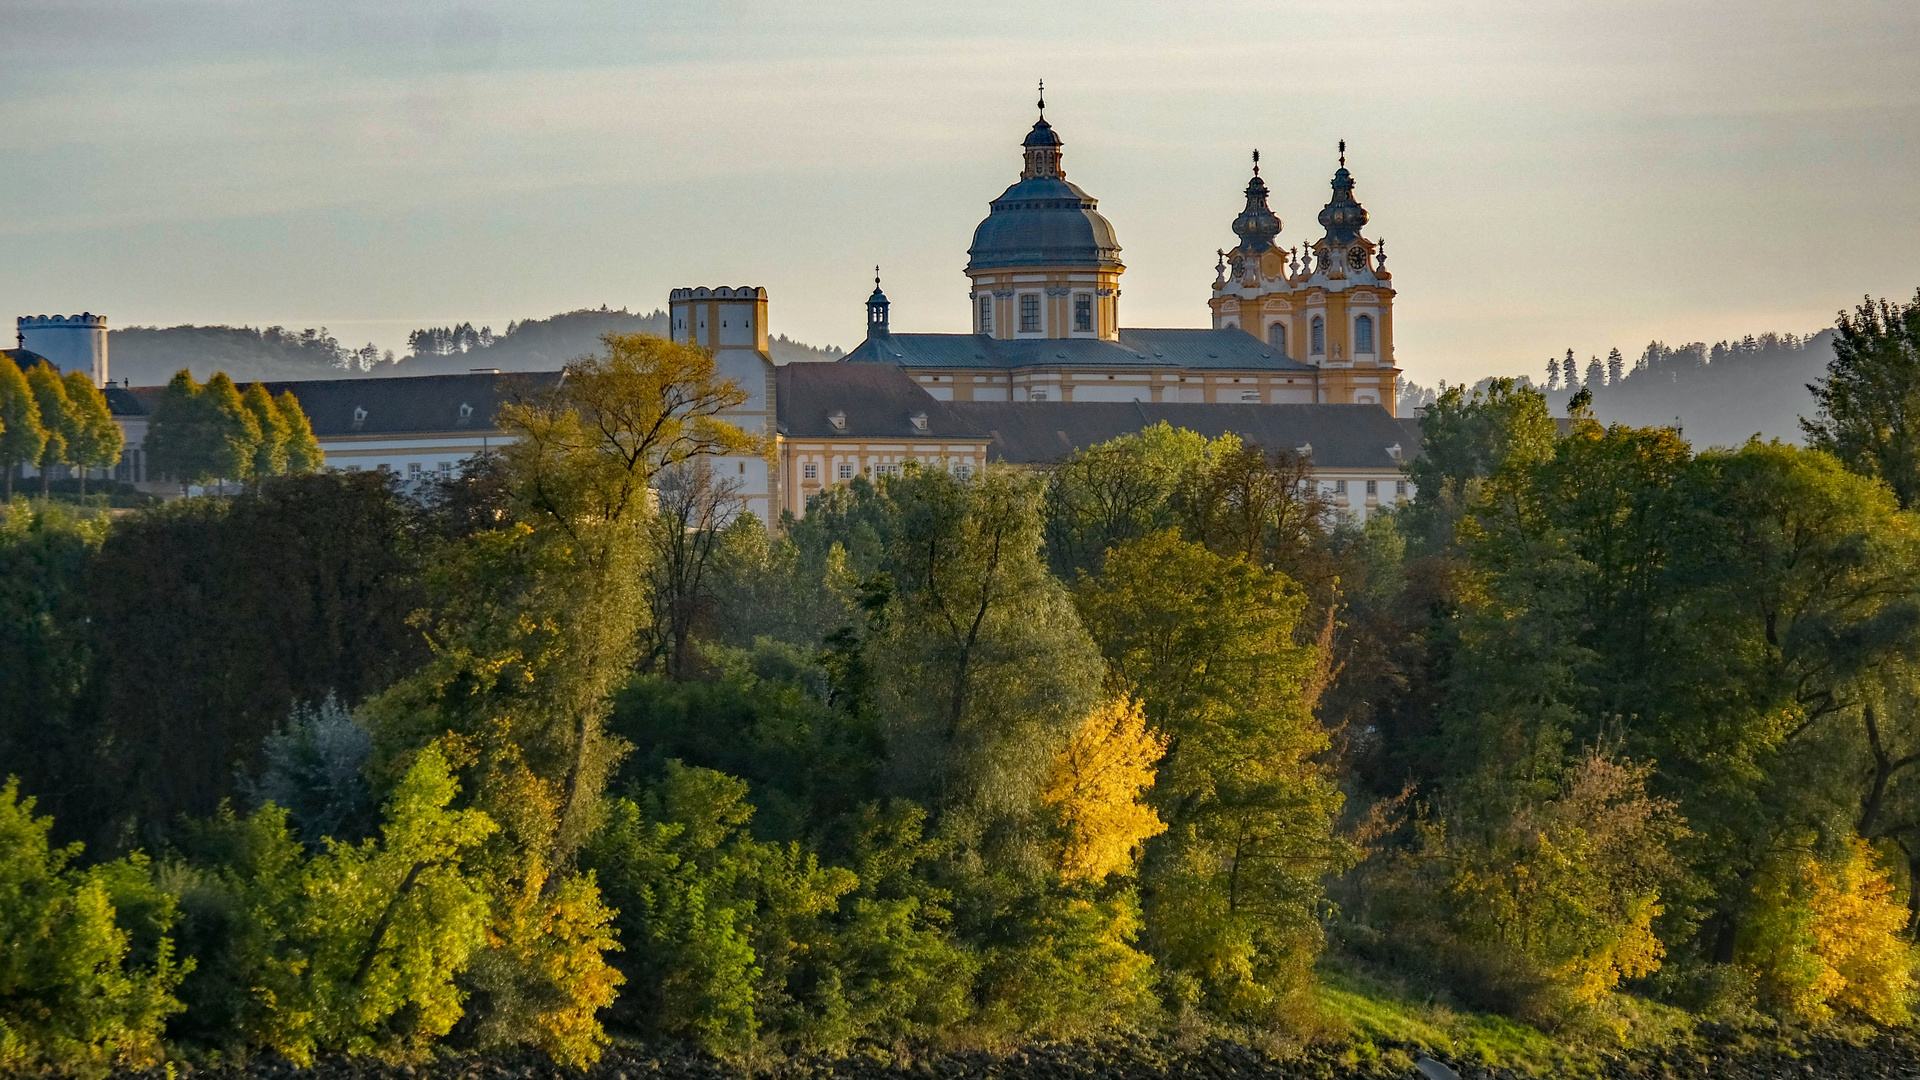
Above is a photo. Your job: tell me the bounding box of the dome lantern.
[866,267,890,339]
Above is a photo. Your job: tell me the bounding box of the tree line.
[2,291,1920,1075]
[0,356,124,498]
[142,371,325,492]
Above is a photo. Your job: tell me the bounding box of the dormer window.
[352,406,367,430]
[910,412,929,432]
[829,410,847,431]
[458,402,474,424]
[1387,443,1402,461]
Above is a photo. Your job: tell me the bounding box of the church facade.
[840,99,1402,413]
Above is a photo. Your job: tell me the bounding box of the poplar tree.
[0,358,48,499]
[60,370,123,496]
[243,383,291,479]
[277,391,325,472]
[24,363,75,496]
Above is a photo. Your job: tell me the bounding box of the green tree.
[0,504,107,832]
[242,383,290,479]
[60,371,122,496]
[1043,422,1208,579]
[0,780,186,1075]
[86,474,427,841]
[0,359,48,500]
[168,744,496,1062]
[144,370,260,492]
[278,391,325,473]
[1804,289,1920,508]
[24,363,76,498]
[1076,530,1348,1022]
[363,333,762,1062]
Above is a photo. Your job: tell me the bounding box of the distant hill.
[108,307,846,387]
[391,307,844,374]
[108,325,394,385]
[1400,329,1836,448]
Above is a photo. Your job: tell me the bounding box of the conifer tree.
[0,358,48,499]
[1606,346,1625,385]
[1585,354,1606,388]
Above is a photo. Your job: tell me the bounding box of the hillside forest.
[3,291,1920,1076]
[106,308,845,386]
[1399,330,1836,448]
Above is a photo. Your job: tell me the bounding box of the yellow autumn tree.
[1742,836,1918,1025]
[1041,695,1168,882]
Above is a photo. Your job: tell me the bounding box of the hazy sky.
[2,0,1916,387]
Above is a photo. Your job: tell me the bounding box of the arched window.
[1267,322,1287,353]
[1355,314,1375,354]
[1310,316,1325,355]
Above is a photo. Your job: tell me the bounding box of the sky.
[1,0,1916,389]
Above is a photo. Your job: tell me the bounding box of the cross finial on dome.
[1037,79,1045,116]
[874,265,881,289]
[1252,148,1260,176]
[1339,139,1346,167]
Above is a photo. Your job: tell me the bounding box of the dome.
[967,177,1121,271]
[1231,152,1281,254]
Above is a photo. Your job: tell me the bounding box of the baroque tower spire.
[1230,148,1282,254]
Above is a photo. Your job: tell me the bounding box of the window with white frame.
[837,463,854,480]
[1074,295,1092,332]
[955,462,974,479]
[1355,314,1375,354]
[1334,479,1348,495]
[803,463,819,480]
[1311,316,1326,355]
[1395,480,1408,495]
[1019,294,1041,332]
[1268,322,1287,352]
[1366,479,1378,495]
[980,295,992,333]
[408,463,421,478]
[875,462,900,477]
[1030,387,1049,401]
[1240,390,1260,402]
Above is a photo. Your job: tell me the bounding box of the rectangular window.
[955,462,974,479]
[1366,479,1378,495]
[803,463,819,480]
[837,463,854,480]
[1395,480,1408,496]
[1074,295,1092,332]
[408,463,422,478]
[1334,479,1348,495]
[347,465,361,473]
[980,296,993,333]
[1240,390,1260,402]
[875,462,900,477]
[1030,388,1048,401]
[1019,294,1041,333]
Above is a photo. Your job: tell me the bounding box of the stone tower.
[16,313,109,386]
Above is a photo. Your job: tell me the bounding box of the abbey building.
[841,102,1401,413]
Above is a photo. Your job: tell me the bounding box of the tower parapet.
[16,313,109,386]
[666,286,777,523]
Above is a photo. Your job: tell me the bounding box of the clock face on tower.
[1347,246,1367,271]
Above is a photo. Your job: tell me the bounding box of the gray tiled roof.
[950,401,1414,470]
[777,362,987,440]
[843,327,1312,372]
[110,371,562,438]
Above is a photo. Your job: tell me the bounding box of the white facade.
[668,286,779,524]
[18,314,109,387]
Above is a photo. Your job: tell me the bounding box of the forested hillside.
[4,294,1920,1078]
[1401,329,1835,446]
[107,307,844,386]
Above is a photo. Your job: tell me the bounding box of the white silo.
[16,313,109,386]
